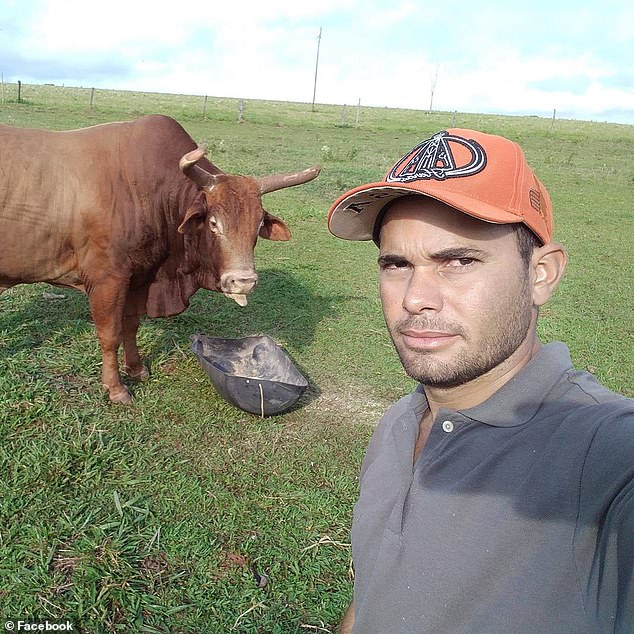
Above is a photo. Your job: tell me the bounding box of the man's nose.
[403,267,444,313]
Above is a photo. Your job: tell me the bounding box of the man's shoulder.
[550,365,634,440]
[563,366,633,409]
[552,370,634,493]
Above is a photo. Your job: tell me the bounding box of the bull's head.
[177,146,320,306]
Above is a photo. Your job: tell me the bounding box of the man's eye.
[450,258,475,267]
[380,260,409,271]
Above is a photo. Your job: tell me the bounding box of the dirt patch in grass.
[49,542,82,594]
[140,552,170,576]
[302,379,394,427]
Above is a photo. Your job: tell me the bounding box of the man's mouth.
[399,329,459,350]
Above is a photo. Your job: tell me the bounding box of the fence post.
[238,99,244,123]
[17,80,22,103]
[355,98,361,127]
[339,104,347,126]
[550,108,556,131]
[90,87,95,109]
[203,95,208,119]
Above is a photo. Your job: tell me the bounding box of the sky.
[1,0,633,125]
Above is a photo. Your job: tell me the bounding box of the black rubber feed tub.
[190,334,308,416]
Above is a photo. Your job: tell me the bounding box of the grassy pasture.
[0,83,633,632]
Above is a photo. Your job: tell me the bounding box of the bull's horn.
[180,145,219,189]
[256,166,321,195]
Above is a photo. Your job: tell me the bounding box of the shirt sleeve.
[578,402,634,633]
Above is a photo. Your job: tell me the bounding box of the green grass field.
[1,83,633,633]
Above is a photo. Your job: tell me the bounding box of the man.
[327,129,633,634]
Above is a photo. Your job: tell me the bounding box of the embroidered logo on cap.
[387,131,487,182]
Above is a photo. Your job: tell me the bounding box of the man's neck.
[423,335,542,420]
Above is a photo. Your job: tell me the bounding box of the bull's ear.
[259,211,291,241]
[178,199,207,234]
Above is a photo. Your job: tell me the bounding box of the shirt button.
[442,420,454,433]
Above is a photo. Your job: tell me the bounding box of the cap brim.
[328,182,526,242]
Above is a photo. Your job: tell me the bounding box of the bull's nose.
[220,270,258,295]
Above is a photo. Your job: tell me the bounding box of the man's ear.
[259,211,291,241]
[178,197,207,234]
[531,242,568,307]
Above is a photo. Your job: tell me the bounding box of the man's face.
[378,197,536,388]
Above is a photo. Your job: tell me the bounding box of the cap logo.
[387,131,487,182]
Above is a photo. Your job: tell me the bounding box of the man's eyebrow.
[377,254,409,266]
[429,247,490,261]
[378,247,490,266]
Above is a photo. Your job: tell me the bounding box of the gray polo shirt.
[351,342,634,634]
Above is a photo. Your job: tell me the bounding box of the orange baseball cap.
[327,129,553,245]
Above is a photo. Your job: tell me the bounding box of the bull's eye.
[208,215,224,235]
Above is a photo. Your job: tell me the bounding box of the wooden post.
[355,98,361,127]
[311,27,322,112]
[90,87,95,109]
[203,95,208,119]
[550,108,556,131]
[238,99,244,123]
[429,65,439,112]
[17,80,22,103]
[339,104,347,126]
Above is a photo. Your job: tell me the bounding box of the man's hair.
[514,224,541,269]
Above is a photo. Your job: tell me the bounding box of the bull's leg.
[121,312,149,380]
[87,278,132,404]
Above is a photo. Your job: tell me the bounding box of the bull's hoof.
[106,385,133,404]
[124,364,150,381]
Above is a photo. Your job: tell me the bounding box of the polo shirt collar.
[412,342,573,428]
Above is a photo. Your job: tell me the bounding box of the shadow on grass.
[0,268,352,409]
[146,267,350,408]
[0,285,93,353]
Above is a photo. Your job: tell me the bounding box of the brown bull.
[0,114,320,403]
